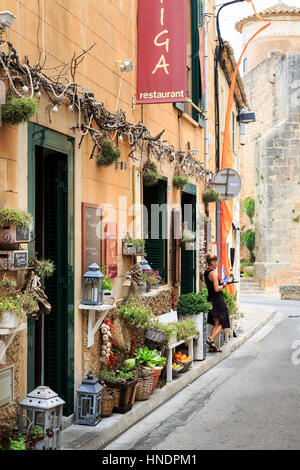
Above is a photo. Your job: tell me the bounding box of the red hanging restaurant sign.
[136,0,187,105]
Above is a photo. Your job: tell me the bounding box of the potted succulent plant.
[153,320,178,345]
[101,265,114,305]
[122,238,145,256]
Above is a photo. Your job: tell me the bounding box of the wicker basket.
[101,391,114,418]
[135,370,154,401]
[144,366,163,394]
[104,379,137,412]
[172,361,184,376]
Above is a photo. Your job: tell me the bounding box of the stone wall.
[242,52,300,291]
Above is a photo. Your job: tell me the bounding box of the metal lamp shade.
[82,262,104,306]
[18,386,65,450]
[140,258,152,271]
[74,371,103,426]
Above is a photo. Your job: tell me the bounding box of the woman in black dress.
[204,253,230,352]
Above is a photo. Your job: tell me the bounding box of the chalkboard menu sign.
[13,250,28,268]
[82,203,102,273]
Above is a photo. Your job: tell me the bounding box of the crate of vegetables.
[173,351,193,372]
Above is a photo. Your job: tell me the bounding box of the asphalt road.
[105,296,300,450]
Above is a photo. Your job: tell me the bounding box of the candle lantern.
[74,371,103,426]
[18,386,65,450]
[82,262,104,306]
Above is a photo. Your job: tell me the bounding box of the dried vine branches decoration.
[0,39,214,184]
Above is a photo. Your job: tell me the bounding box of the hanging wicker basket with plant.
[96,136,121,167]
[202,188,221,203]
[2,97,38,126]
[172,173,189,190]
[143,160,159,187]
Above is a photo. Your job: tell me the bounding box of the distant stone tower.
[236,3,300,292]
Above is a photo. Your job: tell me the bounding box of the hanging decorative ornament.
[22,84,29,93]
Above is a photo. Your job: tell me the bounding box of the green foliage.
[202,188,220,203]
[8,435,26,450]
[134,346,166,368]
[96,137,121,167]
[222,290,238,317]
[0,279,38,318]
[118,297,155,329]
[126,238,145,254]
[176,319,198,342]
[0,208,33,229]
[153,321,177,341]
[241,197,255,224]
[30,426,44,436]
[241,229,255,262]
[143,162,159,186]
[100,265,113,291]
[123,358,136,370]
[2,97,38,125]
[98,369,117,382]
[177,290,212,316]
[35,259,55,278]
[172,173,189,190]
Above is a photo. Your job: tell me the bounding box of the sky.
[218,0,300,59]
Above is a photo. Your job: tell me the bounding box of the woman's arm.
[209,270,226,292]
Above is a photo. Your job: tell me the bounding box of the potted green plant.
[0,279,39,329]
[96,137,121,167]
[101,265,114,305]
[134,347,166,393]
[2,97,38,126]
[172,173,189,190]
[202,188,221,203]
[0,208,33,245]
[117,297,155,329]
[176,319,198,342]
[143,161,159,187]
[153,320,178,344]
[98,369,137,413]
[180,221,195,250]
[177,289,212,360]
[122,238,145,256]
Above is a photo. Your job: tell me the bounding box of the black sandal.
[207,338,222,353]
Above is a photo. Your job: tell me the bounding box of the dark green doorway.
[181,191,196,294]
[27,124,74,416]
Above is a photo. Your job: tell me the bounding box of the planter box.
[122,241,144,256]
[103,289,114,305]
[179,312,207,360]
[0,250,28,271]
[0,311,22,329]
[0,224,30,245]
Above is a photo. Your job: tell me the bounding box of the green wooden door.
[143,179,168,283]
[181,191,196,294]
[27,124,74,416]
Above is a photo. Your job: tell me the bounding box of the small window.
[243,58,247,74]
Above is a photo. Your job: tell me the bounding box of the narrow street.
[105,296,300,450]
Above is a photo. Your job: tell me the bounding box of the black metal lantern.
[74,371,103,426]
[82,263,104,306]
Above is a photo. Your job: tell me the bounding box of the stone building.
[237,3,300,291]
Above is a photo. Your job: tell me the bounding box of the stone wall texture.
[241,52,300,291]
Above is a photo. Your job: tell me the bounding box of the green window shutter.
[192,0,203,124]
[143,180,168,283]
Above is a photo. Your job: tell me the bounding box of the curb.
[61,307,277,450]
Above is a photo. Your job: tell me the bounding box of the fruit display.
[174,351,193,363]
[172,362,181,370]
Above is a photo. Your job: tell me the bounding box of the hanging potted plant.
[0,278,39,329]
[122,237,145,256]
[96,136,121,167]
[202,188,221,203]
[2,97,38,126]
[143,160,159,187]
[0,208,33,245]
[101,265,115,305]
[180,221,195,250]
[172,173,189,190]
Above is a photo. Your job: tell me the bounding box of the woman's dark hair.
[206,253,218,265]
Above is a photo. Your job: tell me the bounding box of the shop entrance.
[27,124,74,415]
[181,191,196,294]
